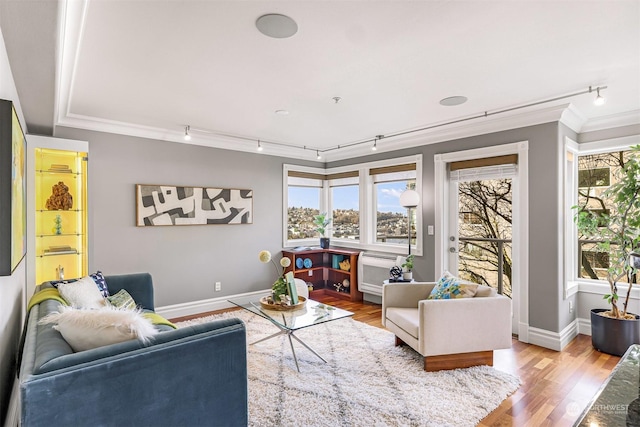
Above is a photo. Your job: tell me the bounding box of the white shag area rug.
[177,310,520,427]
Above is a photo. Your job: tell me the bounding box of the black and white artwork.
[136,184,253,226]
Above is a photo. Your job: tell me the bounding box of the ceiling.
[3,1,640,161]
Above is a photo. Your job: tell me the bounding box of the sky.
[288,181,408,214]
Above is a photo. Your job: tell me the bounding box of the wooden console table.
[281,248,362,301]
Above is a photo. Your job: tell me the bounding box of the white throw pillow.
[39,306,158,352]
[57,276,106,309]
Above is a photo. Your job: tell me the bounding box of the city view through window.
[287,180,414,245]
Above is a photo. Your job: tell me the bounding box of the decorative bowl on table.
[295,258,304,269]
[303,258,312,268]
[260,295,307,311]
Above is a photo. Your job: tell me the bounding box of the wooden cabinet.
[281,248,362,301]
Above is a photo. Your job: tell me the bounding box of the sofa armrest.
[382,282,435,327]
[21,318,248,427]
[418,295,512,356]
[105,272,154,310]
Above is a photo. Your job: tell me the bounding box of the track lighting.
[373,135,383,151]
[257,140,263,151]
[594,87,605,106]
[183,125,191,141]
[316,150,321,159]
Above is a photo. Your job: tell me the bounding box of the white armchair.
[382,282,512,371]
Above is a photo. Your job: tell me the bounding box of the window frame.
[283,155,423,255]
[564,134,640,298]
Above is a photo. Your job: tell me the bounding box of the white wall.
[0,24,26,426]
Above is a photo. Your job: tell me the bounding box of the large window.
[283,155,422,254]
[372,170,416,246]
[576,149,634,282]
[286,172,322,240]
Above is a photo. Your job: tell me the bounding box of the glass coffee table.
[228,295,353,372]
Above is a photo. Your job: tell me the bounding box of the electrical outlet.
[215,281,221,292]
[569,300,573,313]
[428,225,434,235]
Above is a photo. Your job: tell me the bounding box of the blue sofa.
[19,273,248,427]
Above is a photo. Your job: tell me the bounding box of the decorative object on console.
[136,184,253,226]
[389,265,403,281]
[312,212,332,249]
[401,254,415,280]
[46,181,73,210]
[338,258,350,271]
[53,214,62,235]
[303,258,312,268]
[258,249,297,305]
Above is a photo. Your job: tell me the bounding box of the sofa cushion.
[107,289,137,310]
[428,271,478,299]
[51,271,110,297]
[475,285,497,297]
[57,276,106,309]
[386,307,419,339]
[38,306,158,352]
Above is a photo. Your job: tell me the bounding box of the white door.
[444,157,522,336]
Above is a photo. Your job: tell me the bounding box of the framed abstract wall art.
[0,99,26,276]
[136,184,253,226]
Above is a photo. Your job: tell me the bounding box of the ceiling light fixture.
[316,150,322,160]
[592,86,606,106]
[373,135,383,151]
[333,97,342,104]
[256,14,298,39]
[257,140,263,151]
[183,125,191,141]
[439,96,468,106]
[275,109,289,115]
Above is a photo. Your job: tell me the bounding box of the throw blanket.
[27,288,177,329]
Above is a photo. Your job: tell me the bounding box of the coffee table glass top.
[228,295,353,330]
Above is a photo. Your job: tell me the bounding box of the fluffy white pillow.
[57,276,106,309]
[39,306,158,352]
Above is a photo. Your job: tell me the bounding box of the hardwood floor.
[171,295,618,426]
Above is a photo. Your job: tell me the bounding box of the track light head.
[257,140,263,151]
[184,125,191,141]
[594,87,605,106]
[316,150,321,160]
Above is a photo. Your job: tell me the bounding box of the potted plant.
[258,250,291,303]
[574,145,640,356]
[402,254,415,280]
[313,213,332,249]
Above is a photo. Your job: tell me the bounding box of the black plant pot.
[320,237,330,249]
[591,308,640,356]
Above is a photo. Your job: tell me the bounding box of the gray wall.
[330,122,563,333]
[55,126,318,307]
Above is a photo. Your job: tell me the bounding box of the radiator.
[358,253,399,297]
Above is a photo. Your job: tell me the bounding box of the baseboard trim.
[578,316,592,336]
[156,288,270,320]
[528,320,578,351]
[5,376,19,427]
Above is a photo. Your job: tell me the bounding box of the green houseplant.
[401,254,415,280]
[313,213,332,249]
[574,144,640,355]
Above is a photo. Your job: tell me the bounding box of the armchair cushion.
[428,271,477,299]
[386,307,419,338]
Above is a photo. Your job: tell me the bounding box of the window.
[284,155,422,254]
[286,171,323,241]
[330,184,360,240]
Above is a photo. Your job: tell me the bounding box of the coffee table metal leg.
[250,329,285,345]
[287,333,301,372]
[290,333,327,363]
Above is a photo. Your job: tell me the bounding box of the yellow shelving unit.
[33,147,88,285]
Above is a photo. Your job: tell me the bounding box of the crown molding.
[579,109,640,133]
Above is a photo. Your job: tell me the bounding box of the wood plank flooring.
[171,295,618,426]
